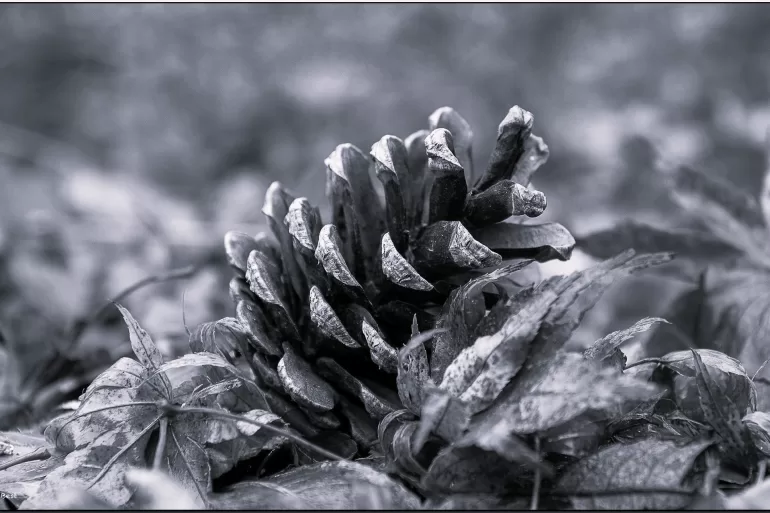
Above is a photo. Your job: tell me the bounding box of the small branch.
[153,417,169,470]
[70,265,198,347]
[0,447,50,471]
[530,436,541,511]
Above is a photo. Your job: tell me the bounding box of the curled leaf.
[415,383,470,447]
[742,411,770,457]
[584,317,669,361]
[654,349,756,427]
[431,260,534,383]
[438,283,558,413]
[690,349,751,457]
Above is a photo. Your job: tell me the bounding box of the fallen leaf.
[421,444,544,495]
[577,221,742,265]
[556,438,713,509]
[214,460,421,510]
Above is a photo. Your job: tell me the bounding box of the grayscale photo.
[0,3,769,510]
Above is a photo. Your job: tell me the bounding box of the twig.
[23,265,199,393]
[0,447,50,471]
[153,417,169,470]
[530,436,541,511]
[70,264,198,346]
[181,288,191,337]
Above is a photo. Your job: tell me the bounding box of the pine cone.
[207,106,575,462]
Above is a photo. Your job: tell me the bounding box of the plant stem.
[73,265,198,345]
[153,417,169,470]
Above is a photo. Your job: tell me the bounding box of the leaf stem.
[86,413,163,490]
[172,405,347,461]
[623,358,666,370]
[153,416,169,470]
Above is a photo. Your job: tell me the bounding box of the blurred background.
[1,3,769,419]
